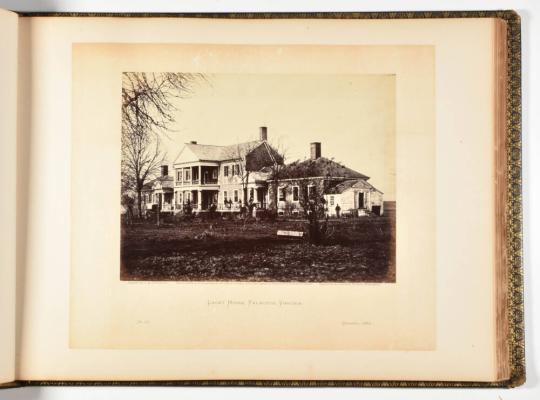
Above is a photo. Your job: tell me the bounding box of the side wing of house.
[324,187,384,216]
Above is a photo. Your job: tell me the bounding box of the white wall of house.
[370,191,384,214]
[324,189,384,216]
[325,193,343,216]
[218,160,245,210]
[172,156,271,212]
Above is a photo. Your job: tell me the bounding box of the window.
[223,191,228,201]
[330,196,334,206]
[233,164,240,176]
[234,190,239,202]
[307,185,315,199]
[293,186,299,202]
[177,170,182,182]
[184,169,191,181]
[279,187,286,201]
[249,188,254,201]
[212,168,218,179]
[224,166,229,177]
[178,192,182,204]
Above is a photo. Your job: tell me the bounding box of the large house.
[141,127,384,216]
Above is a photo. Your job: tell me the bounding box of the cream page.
[17,16,498,381]
[0,8,18,386]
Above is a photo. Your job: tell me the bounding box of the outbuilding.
[324,179,384,217]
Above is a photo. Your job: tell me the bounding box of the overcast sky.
[162,73,395,200]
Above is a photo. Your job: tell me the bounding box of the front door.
[257,188,267,208]
[358,192,365,209]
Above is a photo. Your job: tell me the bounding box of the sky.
[161,73,395,200]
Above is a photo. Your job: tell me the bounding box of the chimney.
[190,140,197,144]
[259,126,268,141]
[161,165,168,177]
[310,142,321,160]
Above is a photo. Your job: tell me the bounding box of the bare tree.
[226,142,257,211]
[272,158,333,244]
[121,72,205,218]
[236,140,285,207]
[265,139,287,212]
[122,72,204,139]
[121,128,164,218]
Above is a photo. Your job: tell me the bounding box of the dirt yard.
[121,203,396,283]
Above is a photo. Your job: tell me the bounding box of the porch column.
[198,165,202,184]
[198,190,203,210]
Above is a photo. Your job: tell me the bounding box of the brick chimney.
[161,165,168,177]
[259,126,268,141]
[190,140,197,144]
[310,142,321,160]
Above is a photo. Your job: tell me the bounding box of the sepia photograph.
[71,42,434,351]
[120,72,396,283]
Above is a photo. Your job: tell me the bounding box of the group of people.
[181,196,342,219]
[203,197,258,219]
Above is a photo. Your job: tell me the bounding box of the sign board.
[277,230,304,238]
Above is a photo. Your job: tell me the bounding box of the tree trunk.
[271,181,279,210]
[243,172,249,204]
[157,194,161,226]
[136,187,143,219]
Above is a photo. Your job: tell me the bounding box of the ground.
[121,202,396,283]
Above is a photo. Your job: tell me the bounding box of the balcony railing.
[175,178,218,186]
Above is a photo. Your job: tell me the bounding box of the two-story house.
[172,127,283,212]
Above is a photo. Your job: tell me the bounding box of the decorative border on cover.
[10,9,524,389]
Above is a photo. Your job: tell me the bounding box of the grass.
[121,203,396,283]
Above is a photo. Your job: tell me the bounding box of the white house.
[139,127,384,217]
[324,179,384,216]
[171,127,282,212]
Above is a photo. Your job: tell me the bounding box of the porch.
[175,189,219,212]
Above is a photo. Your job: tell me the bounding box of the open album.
[0,9,524,388]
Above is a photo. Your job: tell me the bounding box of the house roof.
[249,170,272,183]
[278,157,369,180]
[184,140,263,162]
[142,175,174,191]
[325,179,382,195]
